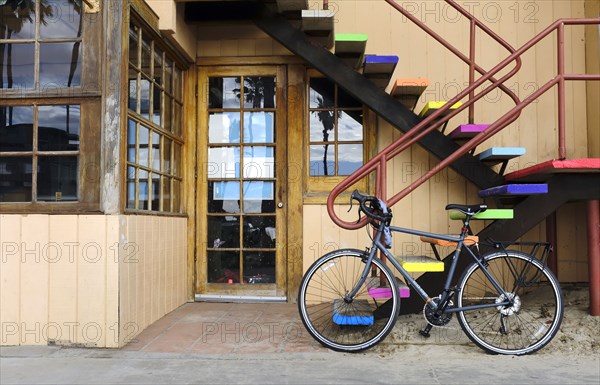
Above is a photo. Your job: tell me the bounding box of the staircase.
[250,1,600,311]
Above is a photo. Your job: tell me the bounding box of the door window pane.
[208,181,240,214]
[243,112,274,143]
[309,77,334,108]
[0,156,32,202]
[39,42,81,87]
[243,216,276,248]
[243,181,275,214]
[243,77,276,109]
[37,156,78,201]
[310,111,335,142]
[39,0,82,39]
[208,112,240,144]
[38,105,80,151]
[338,110,363,141]
[338,144,363,176]
[0,106,34,152]
[208,216,240,249]
[208,147,240,179]
[207,251,240,283]
[310,145,335,176]
[243,146,274,179]
[244,251,275,284]
[208,77,239,109]
[0,43,35,89]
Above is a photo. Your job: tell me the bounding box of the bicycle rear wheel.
[298,249,400,352]
[457,250,563,355]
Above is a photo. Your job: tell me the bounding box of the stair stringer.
[399,173,600,314]
[253,14,504,190]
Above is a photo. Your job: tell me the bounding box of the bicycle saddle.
[445,203,487,215]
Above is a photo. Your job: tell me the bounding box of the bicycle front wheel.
[457,250,563,355]
[298,249,400,352]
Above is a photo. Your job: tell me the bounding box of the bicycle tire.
[456,250,564,355]
[298,249,400,352]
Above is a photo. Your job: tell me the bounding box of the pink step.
[448,124,489,139]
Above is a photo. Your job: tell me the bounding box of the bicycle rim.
[298,249,400,352]
[457,251,564,355]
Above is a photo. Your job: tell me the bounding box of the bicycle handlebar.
[350,189,391,224]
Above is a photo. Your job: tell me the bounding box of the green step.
[395,255,444,272]
[334,34,368,70]
[449,209,514,220]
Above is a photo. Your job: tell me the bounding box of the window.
[126,20,184,213]
[307,73,369,195]
[0,1,100,211]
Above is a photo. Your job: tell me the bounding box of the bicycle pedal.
[419,329,431,338]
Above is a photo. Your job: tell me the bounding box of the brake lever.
[347,195,353,213]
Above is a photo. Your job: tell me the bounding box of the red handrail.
[327,15,600,230]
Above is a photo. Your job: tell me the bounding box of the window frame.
[304,69,374,203]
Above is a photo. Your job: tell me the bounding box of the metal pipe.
[546,212,558,276]
[469,19,476,124]
[587,200,600,316]
[557,23,566,159]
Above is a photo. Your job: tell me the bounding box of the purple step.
[448,124,489,139]
[478,184,548,198]
[367,278,410,299]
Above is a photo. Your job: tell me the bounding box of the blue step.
[332,299,374,326]
[479,184,548,198]
[478,147,526,164]
[363,55,399,89]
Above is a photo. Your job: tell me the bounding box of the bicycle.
[298,190,564,355]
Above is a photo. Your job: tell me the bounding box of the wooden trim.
[197,56,305,66]
[129,0,160,35]
[184,67,198,301]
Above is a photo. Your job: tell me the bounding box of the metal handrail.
[327,15,600,230]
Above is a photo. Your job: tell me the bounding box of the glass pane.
[173,66,182,100]
[127,119,136,163]
[163,96,172,133]
[173,143,182,177]
[164,59,173,94]
[139,125,149,167]
[151,173,160,211]
[243,216,276,249]
[138,169,148,209]
[243,112,274,143]
[243,146,274,179]
[39,42,81,87]
[243,181,275,214]
[208,77,239,109]
[309,78,334,108]
[244,251,275,284]
[338,87,362,108]
[141,33,151,77]
[0,3,35,39]
[37,156,77,201]
[243,77,276,109]
[140,77,150,119]
[208,181,240,214]
[338,110,363,141]
[0,106,33,152]
[152,85,161,126]
[128,74,138,112]
[0,43,34,89]
[208,216,240,249]
[310,110,335,142]
[153,46,163,84]
[128,24,139,66]
[208,112,240,144]
[40,0,82,39]
[162,176,171,212]
[338,144,363,176]
[172,179,181,213]
[163,137,172,174]
[0,156,32,202]
[151,131,160,171]
[173,102,182,137]
[207,251,240,283]
[38,105,80,151]
[208,147,240,179]
[126,166,136,209]
[310,145,335,176]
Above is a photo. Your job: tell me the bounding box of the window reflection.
[309,78,334,108]
[208,181,240,214]
[208,112,240,144]
[39,0,83,39]
[0,43,35,89]
[310,145,335,176]
[0,3,36,39]
[38,105,80,151]
[208,77,239,109]
[242,77,276,109]
[39,42,81,87]
[0,106,34,152]
[37,156,78,201]
[243,112,274,143]
[0,156,32,202]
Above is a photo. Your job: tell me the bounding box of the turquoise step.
[335,34,368,70]
[363,55,399,89]
[478,147,526,164]
[479,184,548,198]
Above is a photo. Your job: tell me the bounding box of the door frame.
[195,64,292,301]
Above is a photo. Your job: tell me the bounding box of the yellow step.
[395,255,444,273]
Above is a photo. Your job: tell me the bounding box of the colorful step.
[450,209,514,220]
[332,299,374,325]
[367,277,410,299]
[390,78,429,110]
[301,9,335,48]
[395,255,444,272]
[478,184,548,198]
[419,101,463,118]
[478,147,526,164]
[420,235,479,247]
[362,55,399,89]
[335,34,368,70]
[448,124,489,139]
